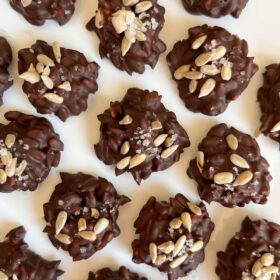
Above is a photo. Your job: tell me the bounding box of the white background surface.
[0,0,279,279]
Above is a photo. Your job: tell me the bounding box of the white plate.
[0,0,279,279]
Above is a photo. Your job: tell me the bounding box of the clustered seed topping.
[242,253,278,280]
[174,34,233,98]
[0,134,28,185]
[149,201,204,269]
[19,41,71,104]
[20,0,32,7]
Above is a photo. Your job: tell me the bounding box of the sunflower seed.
[116,156,131,169]
[154,255,166,266]
[55,211,67,235]
[221,64,232,81]
[195,52,214,67]
[19,70,40,84]
[187,202,202,216]
[52,41,61,63]
[119,115,133,125]
[0,170,7,184]
[242,276,253,280]
[271,274,277,280]
[41,75,54,89]
[151,120,162,130]
[78,218,87,232]
[189,80,198,93]
[174,65,190,80]
[21,0,32,7]
[149,242,157,263]
[91,208,100,219]
[164,137,174,147]
[158,241,174,254]
[214,172,234,185]
[15,160,27,176]
[161,145,179,159]
[260,253,274,267]
[226,134,238,150]
[173,235,186,257]
[5,158,17,177]
[124,11,135,25]
[135,1,153,14]
[1,151,12,166]
[44,93,64,104]
[230,154,249,169]
[120,141,130,155]
[233,171,253,186]
[199,78,216,98]
[170,254,188,268]
[196,151,205,169]
[78,231,97,241]
[190,240,204,252]
[125,28,136,43]
[58,81,71,91]
[5,134,16,148]
[36,62,44,73]
[154,134,168,147]
[112,16,127,34]
[129,154,146,169]
[12,274,18,280]
[181,212,192,232]
[211,46,227,61]
[252,259,263,277]
[263,266,279,274]
[94,218,109,234]
[55,233,71,244]
[184,71,203,80]
[169,217,182,229]
[43,66,50,76]
[135,31,146,41]
[192,35,207,50]
[37,54,55,67]
[200,65,220,76]
[95,10,104,29]
[270,121,280,133]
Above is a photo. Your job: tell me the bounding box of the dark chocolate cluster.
[18,40,99,121]
[187,123,272,207]
[94,88,190,185]
[43,172,130,261]
[0,111,63,193]
[216,217,280,280]
[10,0,76,26]
[167,25,258,116]
[86,0,166,74]
[0,226,63,280]
[132,194,215,280]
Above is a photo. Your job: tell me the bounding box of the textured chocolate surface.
[132,194,214,280]
[18,40,99,121]
[0,226,63,280]
[258,64,280,147]
[216,217,280,280]
[43,172,130,261]
[94,88,190,185]
[86,0,166,74]
[182,0,249,18]
[167,25,258,116]
[0,37,13,106]
[88,266,147,280]
[187,123,272,208]
[0,111,63,193]
[10,0,76,26]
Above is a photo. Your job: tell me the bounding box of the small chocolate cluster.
[88,266,147,280]
[167,25,258,116]
[10,0,76,26]
[18,40,99,121]
[0,37,13,105]
[0,226,63,280]
[43,172,130,261]
[86,0,166,74]
[258,64,280,148]
[187,123,272,207]
[94,88,190,185]
[132,194,214,280]
[182,0,249,18]
[0,111,63,193]
[216,217,280,280]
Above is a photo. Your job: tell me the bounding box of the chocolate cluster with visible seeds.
[10,0,76,26]
[86,0,166,75]
[182,0,249,18]
[258,64,280,148]
[88,266,147,280]
[0,111,63,193]
[0,37,13,105]
[18,40,99,121]
[216,217,280,280]
[131,194,214,280]
[167,25,258,116]
[43,172,130,261]
[0,226,63,280]
[94,88,190,185]
[187,123,272,208]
